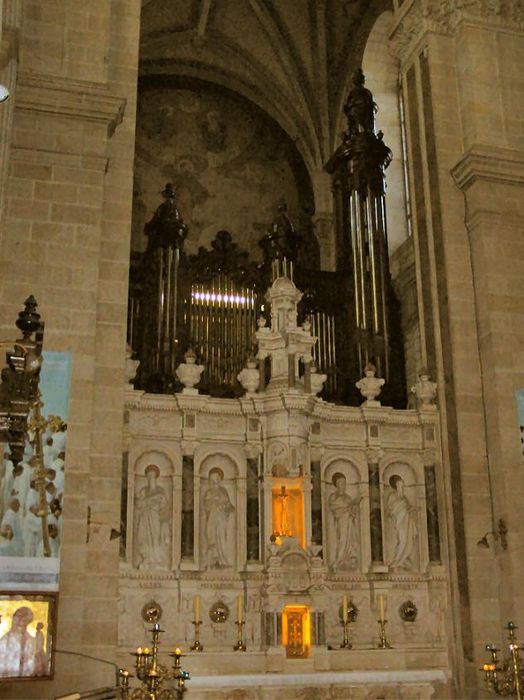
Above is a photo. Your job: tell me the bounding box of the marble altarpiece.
[118,271,451,699]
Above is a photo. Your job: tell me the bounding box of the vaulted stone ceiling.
[139,0,391,178]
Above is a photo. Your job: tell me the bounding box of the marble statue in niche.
[203,467,235,569]
[329,472,361,571]
[134,464,170,570]
[385,474,418,570]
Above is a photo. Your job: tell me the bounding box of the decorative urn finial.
[411,368,437,408]
[176,348,204,394]
[355,362,385,405]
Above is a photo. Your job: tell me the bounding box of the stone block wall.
[390,2,524,695]
[0,1,141,697]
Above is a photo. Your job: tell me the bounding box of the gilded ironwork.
[399,600,418,622]
[141,601,163,624]
[119,623,189,700]
[209,600,229,623]
[0,296,44,465]
[482,622,524,699]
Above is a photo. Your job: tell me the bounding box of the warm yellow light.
[271,484,305,547]
[282,605,311,658]
[174,647,182,655]
[0,598,50,652]
[143,647,150,655]
[136,647,143,655]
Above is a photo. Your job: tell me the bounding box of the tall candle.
[237,594,244,623]
[194,594,200,621]
[378,594,385,622]
[342,595,348,624]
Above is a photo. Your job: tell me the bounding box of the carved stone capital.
[451,143,524,191]
[422,448,437,466]
[181,440,196,456]
[390,0,524,64]
[243,442,262,459]
[15,72,126,136]
[366,447,385,464]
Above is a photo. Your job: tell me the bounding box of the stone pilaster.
[390,1,524,695]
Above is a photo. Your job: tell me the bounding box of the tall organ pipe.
[326,69,405,405]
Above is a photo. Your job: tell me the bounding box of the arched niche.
[131,449,174,571]
[322,458,363,572]
[198,452,238,571]
[381,460,420,572]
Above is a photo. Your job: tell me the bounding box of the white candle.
[237,594,244,623]
[342,595,348,624]
[194,594,200,621]
[378,594,385,622]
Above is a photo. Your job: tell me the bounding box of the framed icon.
[0,591,57,680]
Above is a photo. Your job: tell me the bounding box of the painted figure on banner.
[135,464,170,570]
[386,474,418,570]
[203,467,235,568]
[0,451,14,522]
[329,472,361,570]
[0,606,39,677]
[0,502,23,556]
[23,482,42,558]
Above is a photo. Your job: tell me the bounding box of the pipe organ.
[326,68,405,406]
[128,71,405,407]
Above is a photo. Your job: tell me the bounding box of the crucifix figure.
[277,485,292,537]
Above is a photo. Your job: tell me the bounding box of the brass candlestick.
[340,618,352,649]
[377,619,392,649]
[233,620,246,651]
[482,621,524,698]
[122,623,190,699]
[191,620,203,651]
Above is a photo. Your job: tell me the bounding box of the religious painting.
[0,591,57,680]
[0,352,71,591]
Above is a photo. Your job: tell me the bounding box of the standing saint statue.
[135,464,170,570]
[329,473,361,571]
[203,467,235,569]
[386,474,418,570]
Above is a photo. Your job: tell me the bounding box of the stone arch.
[133,448,175,476]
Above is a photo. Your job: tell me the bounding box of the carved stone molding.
[451,143,524,191]
[390,0,524,63]
[15,72,126,135]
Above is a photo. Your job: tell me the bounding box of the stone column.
[390,1,524,694]
[0,0,20,223]
[0,1,141,697]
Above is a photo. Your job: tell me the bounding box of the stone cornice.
[15,72,126,135]
[451,144,524,191]
[390,0,524,63]
[125,388,439,428]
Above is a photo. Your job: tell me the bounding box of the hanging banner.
[0,351,71,591]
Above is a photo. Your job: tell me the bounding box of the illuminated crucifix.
[277,485,292,537]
